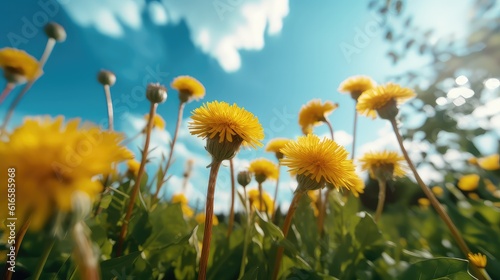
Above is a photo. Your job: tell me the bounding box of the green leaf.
[287,268,338,280]
[399,258,477,280]
[101,251,142,279]
[354,212,383,248]
[239,266,260,280]
[254,209,284,241]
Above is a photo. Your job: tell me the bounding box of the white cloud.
[58,0,145,37]
[59,0,290,72]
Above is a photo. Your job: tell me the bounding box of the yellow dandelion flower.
[468,193,480,200]
[298,99,338,135]
[356,83,415,119]
[338,75,376,99]
[468,253,487,268]
[249,158,279,183]
[144,113,166,130]
[432,186,444,197]
[359,151,406,180]
[195,213,219,226]
[458,174,480,191]
[468,157,478,165]
[307,190,320,217]
[477,154,500,171]
[181,204,194,218]
[126,159,140,177]
[171,75,205,102]
[0,116,132,230]
[0,48,42,83]
[247,189,274,214]
[189,101,264,161]
[171,193,189,205]
[418,197,430,208]
[348,177,366,197]
[280,134,360,192]
[265,138,290,159]
[484,179,497,193]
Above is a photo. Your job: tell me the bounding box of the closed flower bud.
[146,83,167,104]
[97,70,116,86]
[44,22,67,42]
[237,171,252,187]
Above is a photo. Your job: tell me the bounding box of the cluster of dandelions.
[0,21,494,280]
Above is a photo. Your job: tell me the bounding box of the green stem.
[272,162,281,221]
[117,102,157,256]
[103,84,114,131]
[351,108,358,159]
[324,118,335,140]
[155,102,185,200]
[32,237,55,280]
[390,118,488,280]
[198,160,223,280]
[374,178,387,222]
[4,217,31,280]
[227,159,236,238]
[271,192,303,280]
[0,82,15,105]
[238,208,255,279]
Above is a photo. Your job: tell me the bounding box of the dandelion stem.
[325,118,335,140]
[155,102,185,200]
[72,222,99,280]
[238,206,254,279]
[272,191,304,280]
[271,162,281,221]
[0,82,15,106]
[4,217,30,280]
[1,38,56,133]
[103,84,114,131]
[374,178,387,222]
[318,188,331,236]
[227,158,236,238]
[198,160,223,280]
[258,182,266,215]
[390,119,472,258]
[32,236,55,280]
[351,108,358,159]
[117,103,157,256]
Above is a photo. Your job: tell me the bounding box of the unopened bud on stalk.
[44,22,67,42]
[97,70,116,86]
[146,83,167,104]
[237,171,252,187]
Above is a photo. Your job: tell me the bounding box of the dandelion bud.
[206,136,242,163]
[146,83,167,104]
[237,171,252,187]
[97,70,116,86]
[296,174,325,193]
[376,98,399,120]
[44,22,67,42]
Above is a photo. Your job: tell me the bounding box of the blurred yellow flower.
[126,159,140,177]
[477,154,500,171]
[265,138,290,159]
[298,99,338,135]
[189,101,264,149]
[468,157,478,165]
[181,204,194,218]
[280,134,361,192]
[195,213,219,226]
[432,186,444,197]
[171,193,189,205]
[0,116,132,230]
[418,198,430,208]
[356,83,415,119]
[247,189,274,214]
[0,47,42,83]
[307,190,320,217]
[468,253,487,268]
[468,193,480,200]
[171,75,205,102]
[338,75,376,98]
[144,113,166,130]
[359,151,406,180]
[484,179,497,193]
[458,174,480,191]
[249,158,279,183]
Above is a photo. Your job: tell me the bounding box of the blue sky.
[1,0,473,213]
